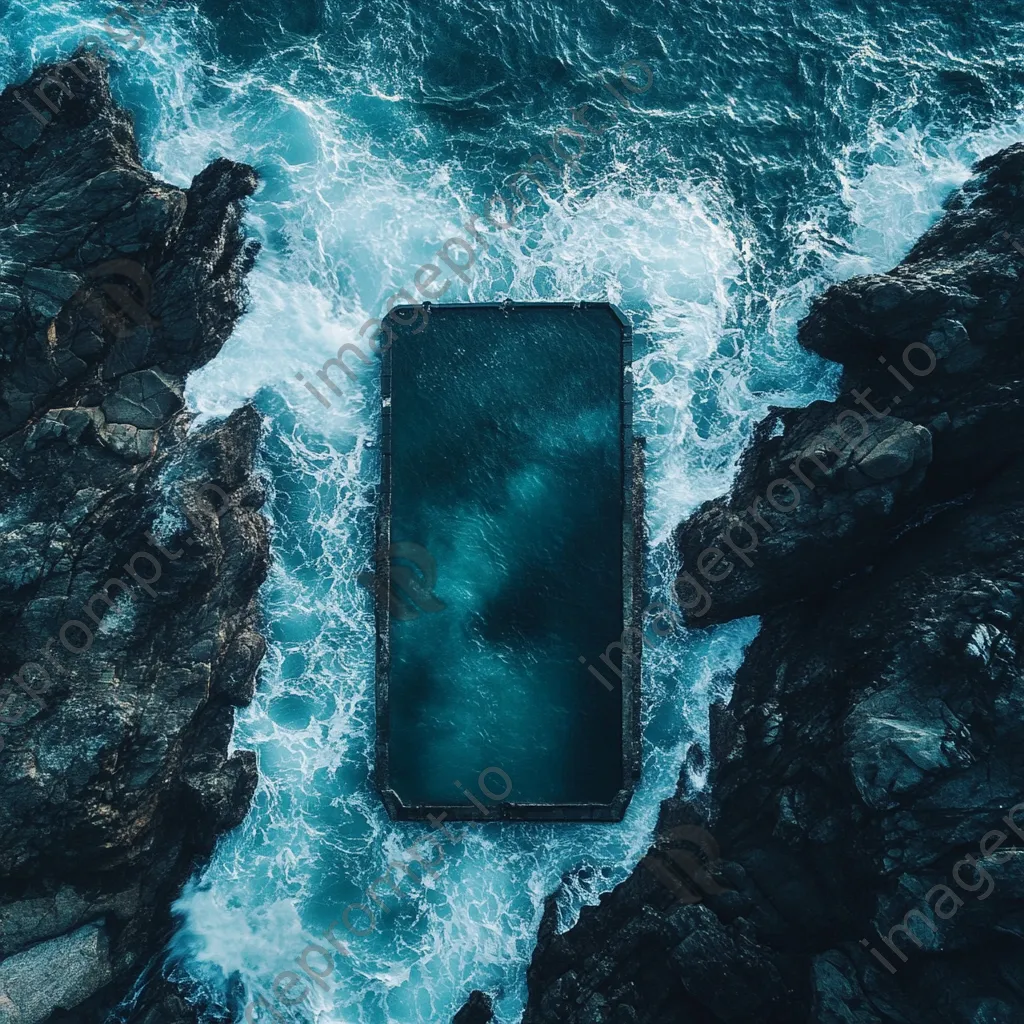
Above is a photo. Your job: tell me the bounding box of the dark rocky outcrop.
[494,144,1024,1023]
[0,54,266,1022]
[452,990,494,1024]
[676,145,1024,626]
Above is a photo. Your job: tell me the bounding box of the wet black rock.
[494,144,1024,1024]
[676,144,1024,626]
[453,990,494,1024]
[0,53,266,1022]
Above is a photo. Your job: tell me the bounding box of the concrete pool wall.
[374,301,643,821]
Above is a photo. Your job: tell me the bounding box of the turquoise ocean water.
[3,1,1024,1020]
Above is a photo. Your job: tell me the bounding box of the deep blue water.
[2,1,1024,1021]
[385,305,627,810]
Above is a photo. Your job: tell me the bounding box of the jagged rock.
[675,145,1024,626]
[0,52,265,1022]
[453,990,494,1024]
[0,922,112,1024]
[498,143,1024,1024]
[100,368,182,429]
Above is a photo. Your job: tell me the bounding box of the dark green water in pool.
[383,304,628,808]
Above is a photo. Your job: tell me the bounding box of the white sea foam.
[834,116,1024,277]
[156,57,770,1013]
[172,163,765,1022]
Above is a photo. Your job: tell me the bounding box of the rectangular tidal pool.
[375,302,641,821]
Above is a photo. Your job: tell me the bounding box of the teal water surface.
[385,304,626,809]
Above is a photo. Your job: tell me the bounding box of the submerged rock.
[494,144,1024,1024]
[0,53,265,1021]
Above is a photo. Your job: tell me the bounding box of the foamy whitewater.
[3,1,1023,1020]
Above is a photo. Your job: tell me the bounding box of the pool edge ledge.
[374,301,644,823]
